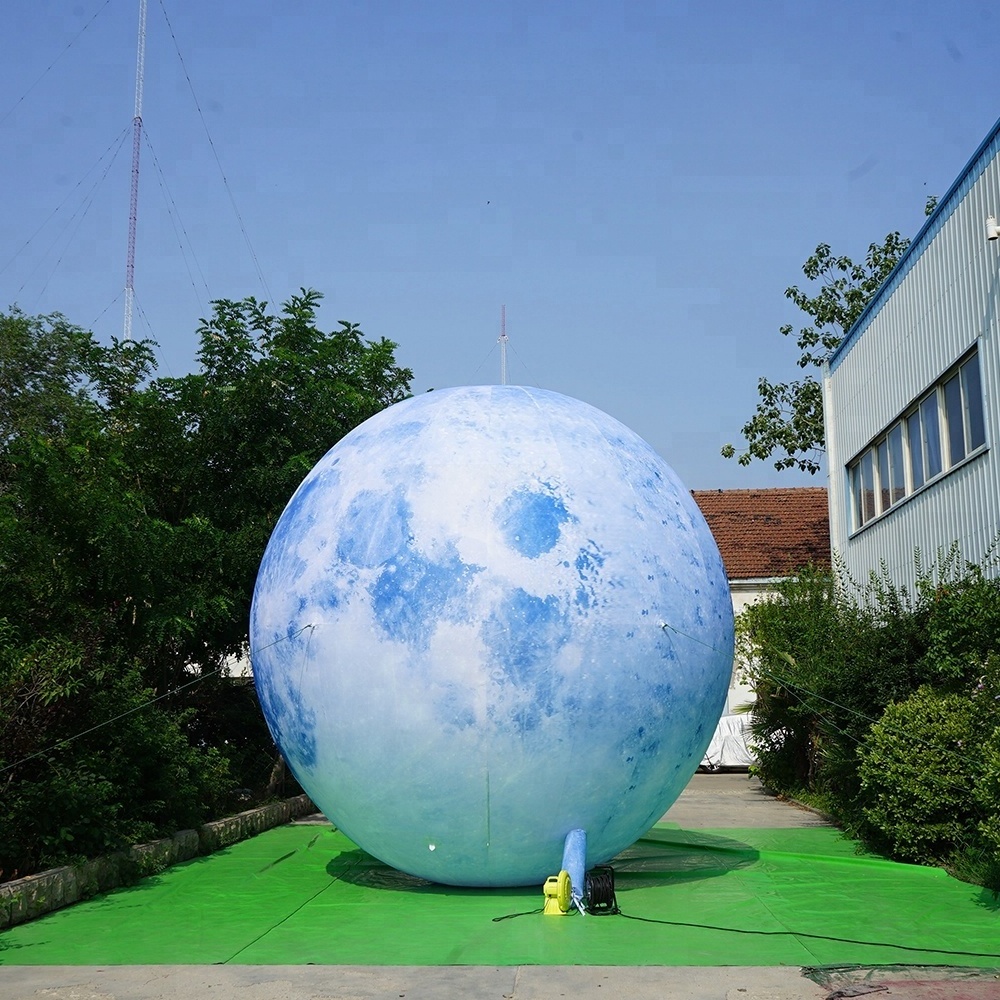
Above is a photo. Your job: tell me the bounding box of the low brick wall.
[0,793,315,931]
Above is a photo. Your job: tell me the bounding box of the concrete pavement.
[660,771,831,829]
[6,961,1000,999]
[0,963,834,999]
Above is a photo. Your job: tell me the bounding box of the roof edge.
[690,486,828,495]
[829,113,1000,373]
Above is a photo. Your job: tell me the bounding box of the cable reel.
[584,865,619,915]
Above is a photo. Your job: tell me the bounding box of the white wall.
[725,579,781,713]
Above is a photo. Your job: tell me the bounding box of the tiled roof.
[691,487,831,581]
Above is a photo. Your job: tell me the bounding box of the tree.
[723,198,936,474]
[132,289,414,680]
[0,315,233,878]
[0,290,412,692]
[721,233,909,474]
[0,291,413,879]
[0,308,103,446]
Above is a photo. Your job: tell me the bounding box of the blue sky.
[3,0,998,488]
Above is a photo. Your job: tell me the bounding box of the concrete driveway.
[662,771,831,828]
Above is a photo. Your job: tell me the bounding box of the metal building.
[824,116,1000,595]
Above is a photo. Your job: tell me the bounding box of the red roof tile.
[691,487,831,581]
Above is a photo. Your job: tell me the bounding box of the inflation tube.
[561,828,587,914]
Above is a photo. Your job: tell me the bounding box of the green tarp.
[2,823,998,966]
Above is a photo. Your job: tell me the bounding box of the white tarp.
[701,713,756,769]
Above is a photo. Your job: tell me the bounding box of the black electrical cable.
[492,907,543,922]
[491,904,1000,958]
[615,913,1000,960]
[0,624,316,776]
[491,861,1000,958]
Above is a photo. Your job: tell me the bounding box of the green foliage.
[971,721,1000,895]
[742,556,1000,888]
[856,654,1000,893]
[857,685,979,862]
[0,638,230,878]
[722,231,910,474]
[183,673,287,805]
[914,561,1000,684]
[0,292,412,881]
[742,565,928,830]
[0,308,103,445]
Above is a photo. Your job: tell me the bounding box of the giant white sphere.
[250,386,733,887]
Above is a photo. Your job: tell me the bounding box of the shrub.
[743,564,927,831]
[182,671,291,801]
[741,552,1000,883]
[855,655,1000,887]
[85,666,233,835]
[856,685,980,863]
[916,565,1000,685]
[0,647,232,881]
[964,662,1000,894]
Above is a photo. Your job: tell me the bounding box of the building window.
[848,348,987,531]
[906,409,924,489]
[887,422,905,505]
[962,353,987,452]
[849,449,876,528]
[920,391,943,480]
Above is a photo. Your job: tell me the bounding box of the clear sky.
[3,0,998,489]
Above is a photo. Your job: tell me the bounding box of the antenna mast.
[498,304,508,385]
[123,0,147,340]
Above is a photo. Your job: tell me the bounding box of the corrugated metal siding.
[827,137,1000,593]
[831,119,1000,368]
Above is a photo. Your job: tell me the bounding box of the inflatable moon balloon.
[250,385,733,887]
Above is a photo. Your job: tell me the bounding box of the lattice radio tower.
[498,304,509,385]
[123,0,147,340]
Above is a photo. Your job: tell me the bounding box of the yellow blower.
[542,870,573,915]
